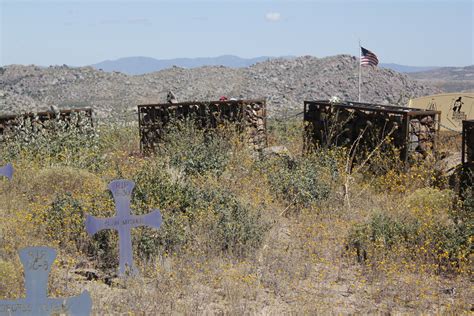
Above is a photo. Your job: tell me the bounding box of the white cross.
[85,179,162,276]
[0,247,92,315]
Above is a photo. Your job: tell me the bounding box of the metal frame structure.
[0,108,93,136]
[138,99,267,153]
[461,120,474,164]
[303,100,441,164]
[460,120,474,195]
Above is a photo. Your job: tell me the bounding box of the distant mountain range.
[406,65,474,92]
[91,55,277,75]
[408,65,474,81]
[89,55,472,92]
[90,55,442,75]
[379,63,440,73]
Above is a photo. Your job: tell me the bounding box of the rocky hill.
[90,54,437,75]
[91,55,275,75]
[409,65,474,81]
[407,65,474,93]
[0,55,440,119]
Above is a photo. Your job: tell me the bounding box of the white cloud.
[265,12,281,22]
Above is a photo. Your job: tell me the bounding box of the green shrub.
[43,193,86,250]
[347,210,471,273]
[261,154,333,208]
[132,158,268,258]
[40,193,119,271]
[267,118,303,149]
[0,111,103,171]
[348,213,420,260]
[157,119,232,176]
[194,187,268,256]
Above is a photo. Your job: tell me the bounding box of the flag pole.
[358,40,361,102]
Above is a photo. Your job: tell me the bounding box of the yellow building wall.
[409,93,474,131]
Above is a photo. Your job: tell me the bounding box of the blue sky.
[1,0,472,67]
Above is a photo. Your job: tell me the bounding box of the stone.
[166,91,178,104]
[0,247,92,316]
[420,116,434,125]
[419,140,433,153]
[85,179,162,276]
[408,133,419,152]
[410,119,421,134]
[261,145,294,163]
[418,124,431,140]
[72,268,101,282]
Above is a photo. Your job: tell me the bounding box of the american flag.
[360,46,379,66]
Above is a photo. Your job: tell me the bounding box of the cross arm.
[85,214,115,236]
[129,209,162,229]
[0,163,13,180]
[58,291,93,316]
[0,299,28,315]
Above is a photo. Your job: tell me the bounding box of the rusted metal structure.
[138,99,267,154]
[461,120,474,164]
[303,100,440,164]
[460,120,474,194]
[0,108,93,139]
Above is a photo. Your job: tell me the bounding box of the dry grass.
[0,119,471,314]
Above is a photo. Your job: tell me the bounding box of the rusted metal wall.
[303,100,440,164]
[461,120,474,194]
[0,108,93,139]
[138,99,267,153]
[462,120,474,164]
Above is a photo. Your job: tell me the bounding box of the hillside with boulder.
[407,65,474,93]
[0,55,440,118]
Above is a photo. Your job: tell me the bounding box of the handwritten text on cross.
[0,247,92,316]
